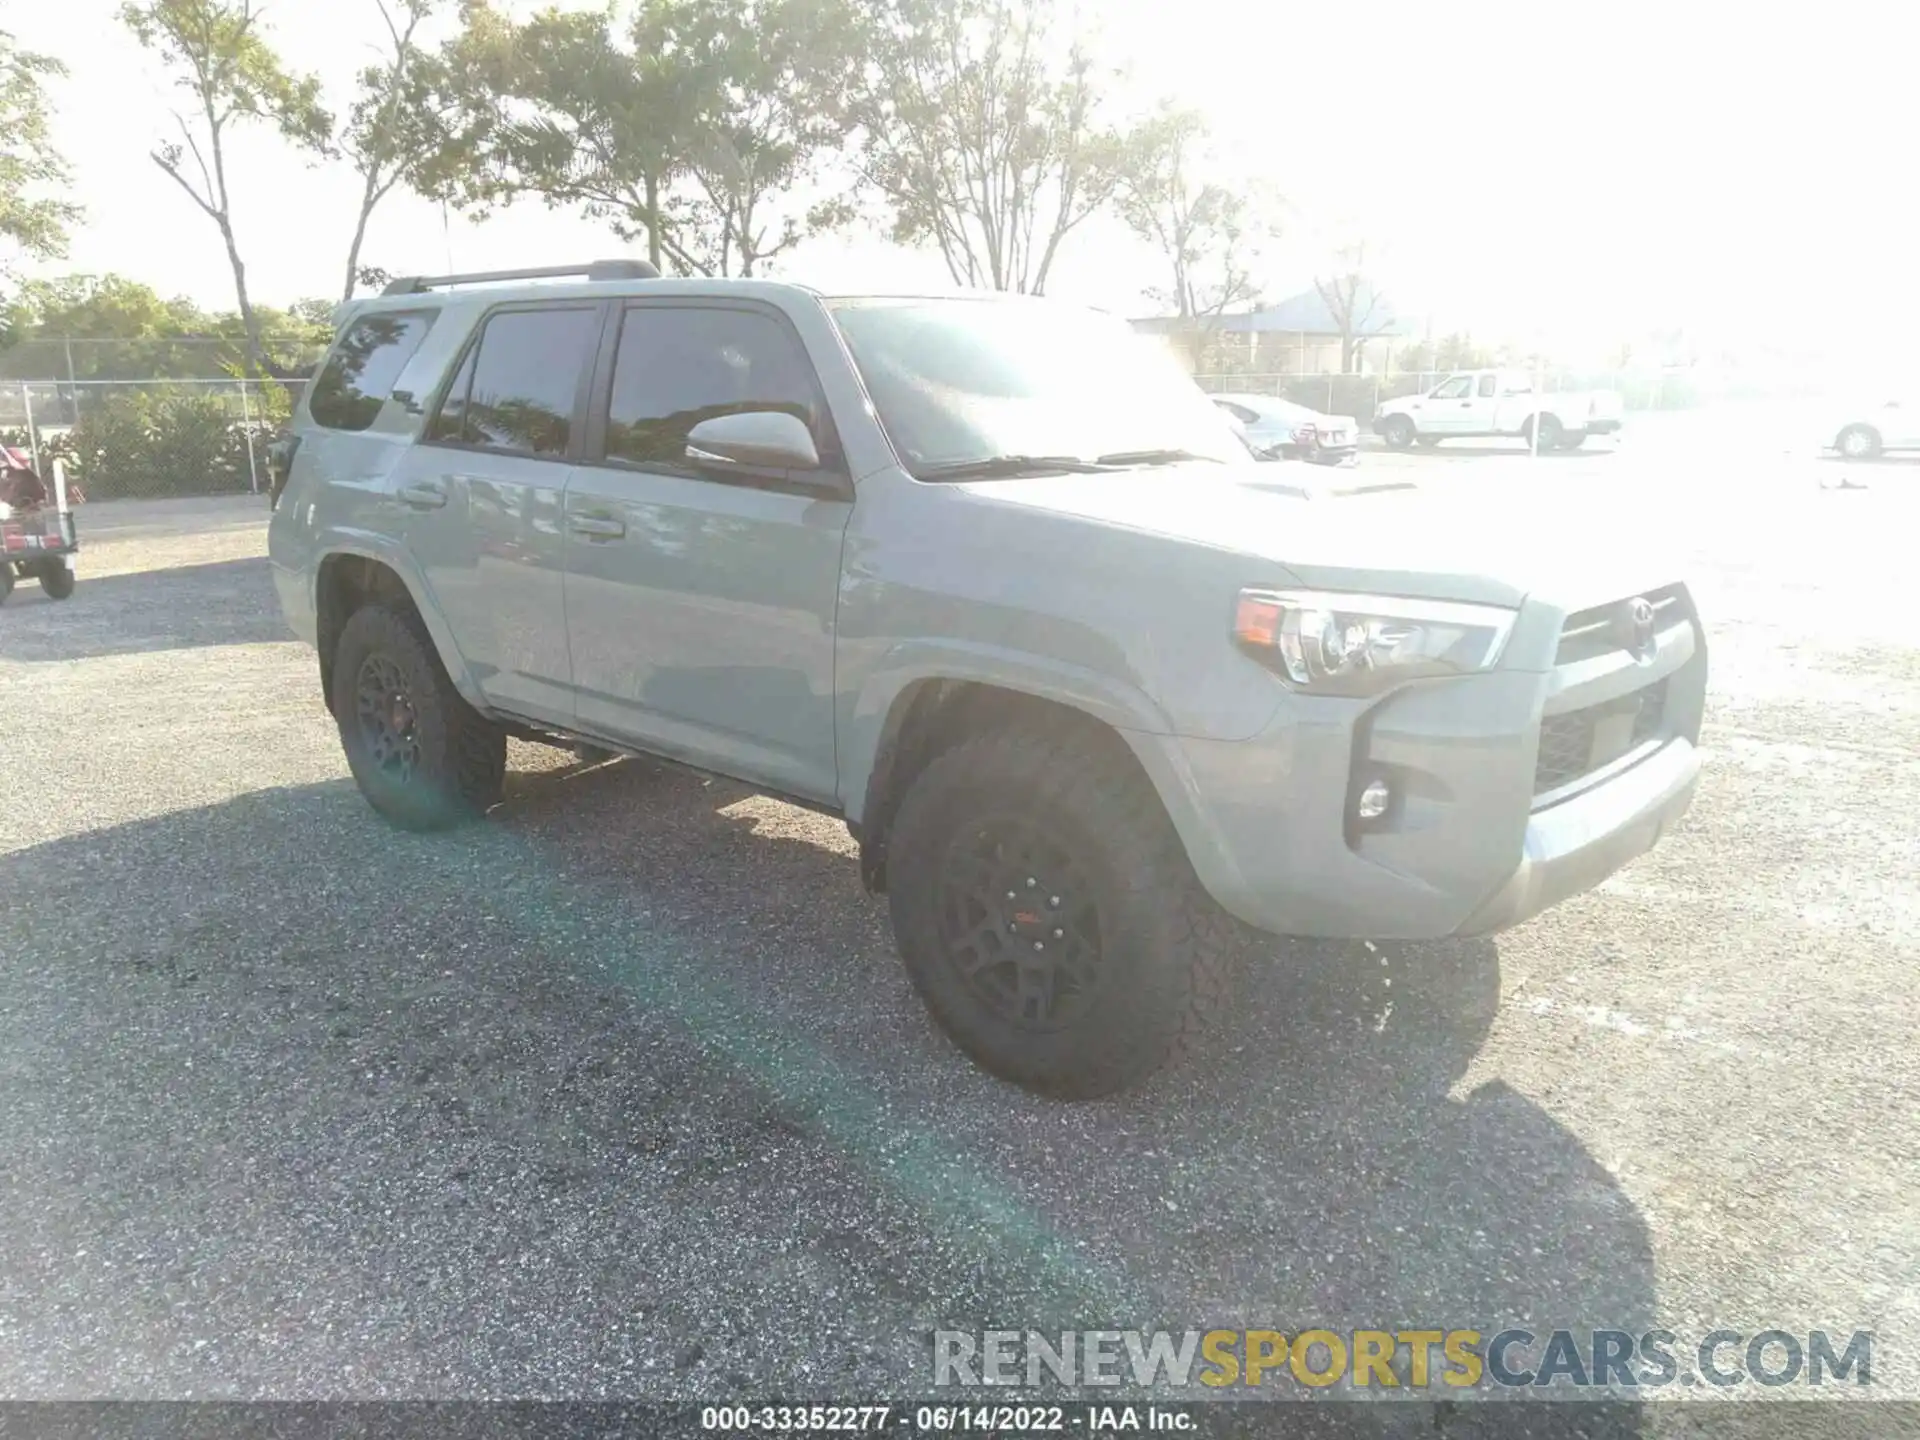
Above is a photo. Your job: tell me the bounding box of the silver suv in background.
[270,261,1706,1098]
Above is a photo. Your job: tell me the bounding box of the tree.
[428,2,701,273]
[1120,107,1275,368]
[1314,242,1393,374]
[645,0,861,276]
[121,0,332,374]
[337,0,443,303]
[2,272,329,379]
[844,0,1146,294]
[1394,332,1492,376]
[0,24,81,284]
[428,0,857,277]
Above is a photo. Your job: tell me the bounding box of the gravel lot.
[1,436,1916,1431]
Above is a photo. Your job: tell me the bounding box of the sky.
[9,0,1920,368]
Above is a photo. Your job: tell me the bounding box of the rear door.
[561,299,852,802]
[389,302,602,723]
[1453,371,1503,434]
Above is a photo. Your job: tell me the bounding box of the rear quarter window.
[308,310,438,432]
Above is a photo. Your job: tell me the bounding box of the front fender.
[837,640,1176,824]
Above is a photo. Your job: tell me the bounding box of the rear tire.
[1557,431,1587,451]
[1382,415,1417,449]
[330,603,505,831]
[0,565,12,605]
[35,559,74,599]
[885,725,1236,1098]
[1837,424,1882,459]
[1528,414,1565,451]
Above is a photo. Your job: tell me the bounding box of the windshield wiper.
[1094,447,1227,467]
[914,454,1116,481]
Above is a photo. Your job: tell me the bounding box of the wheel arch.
[314,545,484,712]
[851,677,1177,896]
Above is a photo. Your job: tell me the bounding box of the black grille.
[1535,678,1670,796]
[1556,584,1690,664]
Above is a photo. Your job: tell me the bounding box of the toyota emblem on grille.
[1614,596,1658,658]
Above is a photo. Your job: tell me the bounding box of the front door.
[1420,373,1480,434]
[396,302,602,723]
[561,300,851,804]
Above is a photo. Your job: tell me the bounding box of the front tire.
[885,726,1235,1098]
[1414,434,1441,448]
[1381,415,1417,449]
[1837,424,1882,459]
[0,565,13,605]
[35,559,74,599]
[330,603,505,831]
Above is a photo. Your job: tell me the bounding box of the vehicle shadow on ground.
[0,762,1649,1430]
[0,556,287,660]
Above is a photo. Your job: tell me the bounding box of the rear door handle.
[397,480,447,509]
[570,513,626,540]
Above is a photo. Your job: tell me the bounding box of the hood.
[961,463,1685,611]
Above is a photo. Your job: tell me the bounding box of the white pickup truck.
[1374,369,1625,451]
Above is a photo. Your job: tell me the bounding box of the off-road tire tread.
[330,603,505,831]
[887,721,1238,1098]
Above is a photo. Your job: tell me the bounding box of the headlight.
[1233,588,1517,696]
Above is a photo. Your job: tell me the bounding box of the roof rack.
[381,259,661,296]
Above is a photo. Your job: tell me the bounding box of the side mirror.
[685,411,820,472]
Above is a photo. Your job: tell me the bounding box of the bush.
[50,384,290,500]
[0,425,77,475]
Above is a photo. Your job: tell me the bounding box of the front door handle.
[570,513,626,540]
[397,480,447,509]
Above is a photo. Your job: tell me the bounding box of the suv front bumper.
[1124,596,1707,941]
[1453,735,1697,935]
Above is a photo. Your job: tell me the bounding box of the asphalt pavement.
[1,434,1916,1432]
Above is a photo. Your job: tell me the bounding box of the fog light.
[1356,777,1392,821]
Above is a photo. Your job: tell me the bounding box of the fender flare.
[840,642,1176,827]
[312,529,488,712]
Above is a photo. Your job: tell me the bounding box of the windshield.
[825,297,1247,473]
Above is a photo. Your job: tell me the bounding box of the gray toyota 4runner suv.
[269,260,1706,1098]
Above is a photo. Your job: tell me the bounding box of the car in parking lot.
[1210,392,1359,465]
[1375,370,1626,451]
[1826,396,1920,459]
[270,261,1706,1099]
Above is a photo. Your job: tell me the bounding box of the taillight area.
[266,432,301,509]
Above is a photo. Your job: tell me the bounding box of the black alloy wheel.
[354,651,423,786]
[935,816,1107,1031]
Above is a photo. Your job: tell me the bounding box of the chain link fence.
[0,378,306,501]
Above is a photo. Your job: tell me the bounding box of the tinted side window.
[426,307,598,457]
[1476,373,1497,398]
[602,306,830,470]
[309,311,436,432]
[1432,376,1472,399]
[426,346,478,444]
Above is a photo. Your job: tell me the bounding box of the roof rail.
[380,259,661,296]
